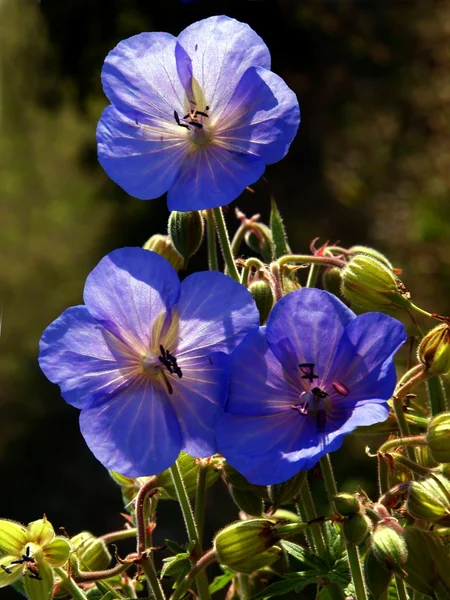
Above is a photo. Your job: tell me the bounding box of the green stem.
[392,398,417,465]
[409,302,434,319]
[205,210,218,271]
[140,558,166,600]
[213,207,239,281]
[54,567,89,600]
[305,263,319,288]
[298,477,327,559]
[389,452,434,477]
[100,528,138,544]
[278,254,345,269]
[426,375,448,415]
[395,575,409,600]
[295,500,316,551]
[169,461,210,600]
[379,435,426,454]
[230,223,247,258]
[169,549,216,600]
[195,464,208,542]
[239,574,250,600]
[320,455,367,600]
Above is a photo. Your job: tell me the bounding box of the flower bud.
[403,527,450,596]
[406,473,450,523]
[342,513,371,545]
[143,235,184,271]
[364,547,392,600]
[267,471,306,510]
[322,267,344,301]
[371,524,407,576]
[214,519,281,574]
[230,486,264,517]
[340,254,411,313]
[248,280,274,325]
[222,464,269,499]
[418,324,450,375]
[71,532,111,571]
[427,413,450,463]
[168,210,204,265]
[333,493,361,517]
[347,246,394,270]
[244,223,274,263]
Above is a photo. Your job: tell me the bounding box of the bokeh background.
[2,0,450,596]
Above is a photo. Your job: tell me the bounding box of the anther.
[298,363,318,383]
[174,110,190,130]
[332,381,350,396]
[311,387,328,399]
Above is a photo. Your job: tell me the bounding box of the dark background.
[1,0,450,597]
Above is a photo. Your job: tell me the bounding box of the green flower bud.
[364,547,392,600]
[418,324,450,375]
[71,532,111,571]
[155,453,222,500]
[406,473,450,523]
[230,486,264,517]
[322,267,345,301]
[168,210,204,265]
[244,223,274,263]
[371,524,407,576]
[403,527,450,596]
[340,254,411,313]
[214,519,281,574]
[143,234,184,271]
[342,513,371,545]
[248,280,274,325]
[267,471,306,510]
[347,246,394,270]
[427,412,450,463]
[333,493,361,517]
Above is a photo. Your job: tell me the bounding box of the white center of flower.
[174,106,213,147]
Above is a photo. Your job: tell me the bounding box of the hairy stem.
[213,207,239,281]
[205,210,218,271]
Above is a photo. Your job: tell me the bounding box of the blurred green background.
[1,0,450,594]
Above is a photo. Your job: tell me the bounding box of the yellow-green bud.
[364,547,392,600]
[347,246,394,270]
[403,527,450,596]
[322,267,344,300]
[371,524,407,576]
[340,254,411,313]
[71,532,111,571]
[230,486,264,517]
[248,280,274,325]
[418,324,450,375]
[427,413,450,463]
[342,513,371,545]
[168,210,204,265]
[244,223,274,263]
[333,493,361,517]
[406,473,450,523]
[143,235,184,271]
[214,519,281,574]
[267,471,306,510]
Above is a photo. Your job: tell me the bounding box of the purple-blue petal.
[177,16,271,117]
[83,248,180,351]
[39,306,134,410]
[173,271,260,357]
[79,382,182,477]
[167,146,266,211]
[101,32,185,120]
[97,106,186,200]
[216,66,300,164]
[266,288,355,381]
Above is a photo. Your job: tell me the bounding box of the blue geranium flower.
[39,248,259,476]
[216,288,407,485]
[96,15,300,211]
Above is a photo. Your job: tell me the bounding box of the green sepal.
[364,546,392,599]
[230,486,264,516]
[27,519,55,547]
[0,555,22,587]
[44,537,71,568]
[0,520,28,556]
[270,197,291,259]
[23,560,53,600]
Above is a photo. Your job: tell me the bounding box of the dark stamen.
[1,565,12,574]
[158,345,183,381]
[174,110,190,130]
[311,387,328,399]
[298,363,318,383]
[188,121,203,129]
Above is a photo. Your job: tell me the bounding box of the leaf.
[270,197,291,259]
[250,572,317,600]
[165,539,188,555]
[160,552,191,579]
[281,540,326,570]
[324,522,345,564]
[208,567,234,595]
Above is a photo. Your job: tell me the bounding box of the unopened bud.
[333,493,362,517]
[403,527,450,596]
[342,513,371,545]
[371,524,407,576]
[347,246,394,270]
[143,235,183,271]
[248,280,274,325]
[427,413,450,463]
[244,223,274,263]
[340,254,411,313]
[418,324,450,375]
[168,210,204,265]
[268,471,306,510]
[364,547,392,599]
[214,519,281,574]
[223,464,269,499]
[406,473,450,523]
[322,267,344,301]
[230,487,264,517]
[71,532,111,571]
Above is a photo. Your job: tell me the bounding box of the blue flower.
[216,288,407,485]
[39,248,259,476]
[97,15,300,211]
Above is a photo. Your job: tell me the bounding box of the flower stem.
[305,263,319,288]
[426,375,449,415]
[379,435,426,454]
[238,574,250,600]
[100,528,137,544]
[140,558,166,600]
[388,452,434,478]
[169,461,210,600]
[298,477,327,559]
[278,254,345,269]
[295,500,316,551]
[320,455,367,600]
[395,575,409,600]
[169,549,216,600]
[195,463,207,542]
[213,207,239,281]
[205,210,218,271]
[54,567,89,600]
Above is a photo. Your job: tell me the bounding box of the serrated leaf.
[281,540,326,570]
[160,553,190,579]
[250,572,317,600]
[208,568,234,595]
[270,198,290,259]
[165,539,187,555]
[324,522,345,564]
[172,563,191,590]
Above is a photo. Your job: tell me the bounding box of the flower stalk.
[213,207,240,281]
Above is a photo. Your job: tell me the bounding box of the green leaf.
[165,539,187,555]
[208,567,234,595]
[250,572,317,600]
[281,540,326,570]
[324,522,345,564]
[160,553,190,579]
[270,197,290,259]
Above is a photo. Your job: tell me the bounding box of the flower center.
[141,344,182,396]
[173,106,213,146]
